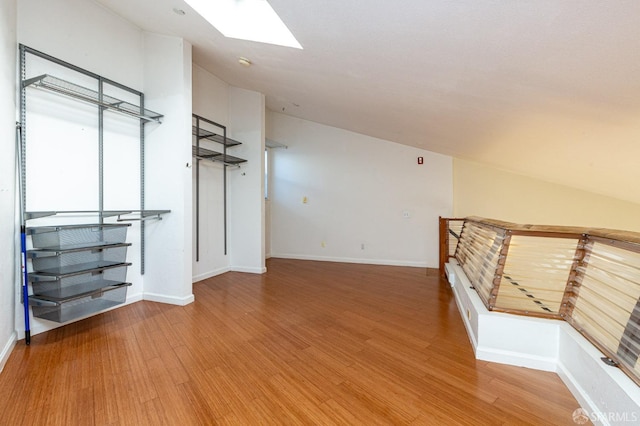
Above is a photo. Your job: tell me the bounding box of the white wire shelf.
[192,146,248,166]
[192,126,242,147]
[25,210,171,222]
[23,74,163,123]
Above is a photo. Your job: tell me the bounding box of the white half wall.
[267,111,453,267]
[0,0,17,371]
[446,261,640,426]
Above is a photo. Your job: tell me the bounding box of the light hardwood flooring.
[0,258,586,425]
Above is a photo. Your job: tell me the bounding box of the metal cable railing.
[439,216,640,386]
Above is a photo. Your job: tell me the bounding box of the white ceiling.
[96,0,640,204]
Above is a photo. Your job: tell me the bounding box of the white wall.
[18,0,143,89]
[0,0,17,370]
[193,64,229,125]
[191,67,266,278]
[447,261,640,426]
[454,158,640,232]
[228,87,266,273]
[142,33,193,305]
[267,111,453,267]
[191,65,231,280]
[265,149,273,258]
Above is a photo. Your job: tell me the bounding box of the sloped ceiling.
[96,0,640,204]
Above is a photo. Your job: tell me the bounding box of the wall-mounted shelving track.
[17,44,170,344]
[192,114,247,260]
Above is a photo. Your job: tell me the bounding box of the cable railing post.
[439,216,448,278]
[489,230,510,310]
[560,234,589,320]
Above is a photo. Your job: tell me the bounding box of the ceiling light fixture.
[238,57,252,67]
[183,0,302,49]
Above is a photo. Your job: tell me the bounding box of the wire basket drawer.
[29,283,131,323]
[29,244,129,273]
[30,263,130,300]
[26,222,132,324]
[29,223,130,249]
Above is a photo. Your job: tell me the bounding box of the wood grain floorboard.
[0,258,588,425]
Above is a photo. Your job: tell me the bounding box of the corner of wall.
[0,332,17,373]
[1,0,18,355]
[228,87,266,274]
[142,33,194,304]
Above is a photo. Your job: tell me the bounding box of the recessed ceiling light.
[172,8,186,15]
[183,0,302,49]
[238,57,252,67]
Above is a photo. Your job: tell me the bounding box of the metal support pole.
[19,46,27,220]
[18,45,31,345]
[195,116,200,262]
[140,94,145,275]
[223,127,228,256]
[98,78,104,225]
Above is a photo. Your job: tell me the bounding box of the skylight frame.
[184,0,303,49]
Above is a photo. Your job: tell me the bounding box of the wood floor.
[0,258,585,425]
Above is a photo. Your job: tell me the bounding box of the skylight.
[184,0,303,49]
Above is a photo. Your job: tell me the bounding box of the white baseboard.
[475,346,557,372]
[231,266,267,274]
[193,265,267,281]
[143,292,195,306]
[270,253,429,268]
[126,291,144,304]
[0,331,17,373]
[192,266,231,283]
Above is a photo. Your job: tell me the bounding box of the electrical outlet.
[403,210,410,218]
[361,243,365,250]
